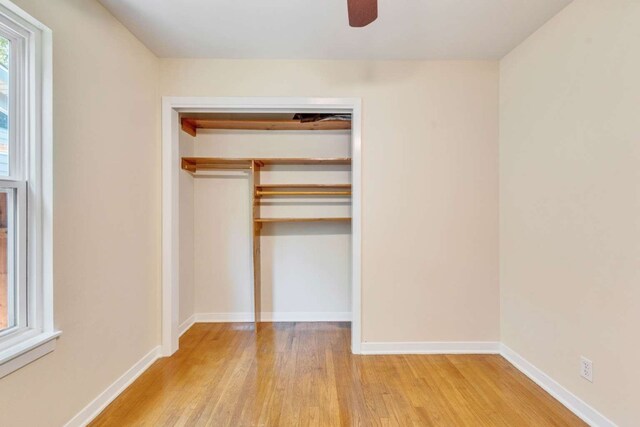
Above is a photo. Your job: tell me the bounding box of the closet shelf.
[254,158,351,166]
[256,190,351,196]
[182,157,251,172]
[256,184,351,189]
[182,157,351,172]
[181,118,351,136]
[254,217,351,223]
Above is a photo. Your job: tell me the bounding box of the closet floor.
[90,322,585,426]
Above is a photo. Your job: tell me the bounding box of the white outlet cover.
[580,356,593,382]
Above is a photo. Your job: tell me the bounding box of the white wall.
[192,130,351,319]
[179,130,195,326]
[0,1,160,426]
[500,1,640,425]
[161,59,500,343]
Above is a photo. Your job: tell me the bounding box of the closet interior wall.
[179,124,352,323]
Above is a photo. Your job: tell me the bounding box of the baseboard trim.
[179,314,196,337]
[262,312,352,322]
[193,311,352,323]
[360,341,500,355]
[500,344,616,427]
[64,346,162,427]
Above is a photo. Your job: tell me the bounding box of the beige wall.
[0,1,160,426]
[2,0,635,424]
[0,4,500,424]
[500,1,640,425]
[162,59,500,343]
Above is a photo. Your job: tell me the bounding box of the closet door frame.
[161,97,363,356]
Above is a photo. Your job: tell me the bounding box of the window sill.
[0,331,62,379]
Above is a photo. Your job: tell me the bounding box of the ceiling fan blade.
[347,0,378,27]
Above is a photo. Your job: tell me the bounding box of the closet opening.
[163,98,362,356]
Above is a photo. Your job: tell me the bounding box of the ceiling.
[98,0,572,60]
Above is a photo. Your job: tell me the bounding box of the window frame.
[0,0,57,379]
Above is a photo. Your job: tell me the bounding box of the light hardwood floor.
[91,322,586,426]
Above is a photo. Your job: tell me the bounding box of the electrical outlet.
[580,356,593,382]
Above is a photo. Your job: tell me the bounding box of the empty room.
[0,0,637,426]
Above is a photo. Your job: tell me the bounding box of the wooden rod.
[256,191,352,196]
[251,161,261,325]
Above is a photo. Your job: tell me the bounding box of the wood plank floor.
[91,322,586,426]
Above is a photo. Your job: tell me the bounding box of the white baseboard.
[179,314,196,337]
[360,341,500,355]
[500,344,616,427]
[64,346,162,427]
[262,311,351,321]
[192,311,352,323]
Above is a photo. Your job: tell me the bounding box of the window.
[0,0,56,379]
[0,35,9,177]
[0,32,22,337]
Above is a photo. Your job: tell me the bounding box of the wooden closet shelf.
[181,158,251,172]
[256,191,351,197]
[181,118,351,136]
[256,184,352,189]
[182,157,351,172]
[254,158,351,166]
[254,218,351,223]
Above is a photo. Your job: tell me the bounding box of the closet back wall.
[189,130,351,321]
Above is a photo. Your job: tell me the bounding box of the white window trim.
[0,0,57,379]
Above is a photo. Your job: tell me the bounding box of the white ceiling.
[98,0,572,60]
